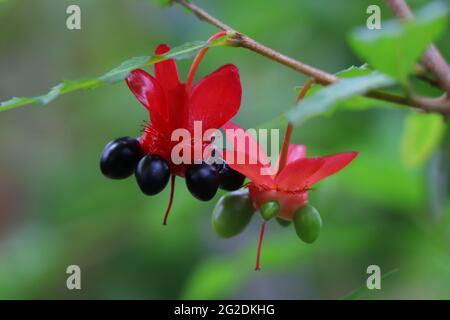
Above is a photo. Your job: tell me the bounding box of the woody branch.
[173,0,450,115]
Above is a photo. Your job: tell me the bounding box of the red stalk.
[185,31,227,89]
[163,175,176,225]
[255,221,266,271]
[276,79,314,177]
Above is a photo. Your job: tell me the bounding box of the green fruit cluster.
[212,190,322,243]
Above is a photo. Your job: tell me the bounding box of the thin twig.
[386,0,450,96]
[277,79,314,177]
[175,0,336,85]
[229,33,338,85]
[173,0,450,114]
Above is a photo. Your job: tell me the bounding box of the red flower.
[126,44,242,176]
[223,122,358,220]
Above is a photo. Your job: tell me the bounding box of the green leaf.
[287,72,395,125]
[0,97,41,111]
[99,41,218,83]
[1,38,227,112]
[401,112,446,168]
[294,64,374,95]
[99,56,153,83]
[335,64,374,78]
[295,65,391,112]
[42,79,103,103]
[349,1,449,84]
[151,0,173,7]
[0,79,102,111]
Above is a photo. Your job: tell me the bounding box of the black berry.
[100,137,143,179]
[135,155,171,195]
[186,163,220,201]
[217,163,245,191]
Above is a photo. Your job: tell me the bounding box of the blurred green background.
[1,0,450,299]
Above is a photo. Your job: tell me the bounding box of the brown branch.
[386,0,450,96]
[229,33,338,85]
[367,91,450,112]
[175,0,337,85]
[174,0,450,114]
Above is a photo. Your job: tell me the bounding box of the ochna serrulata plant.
[1,0,450,272]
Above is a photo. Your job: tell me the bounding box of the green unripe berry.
[276,217,292,227]
[293,204,322,243]
[212,189,254,238]
[260,201,280,221]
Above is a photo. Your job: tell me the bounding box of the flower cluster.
[100,43,245,224]
[218,122,357,269]
[99,38,358,269]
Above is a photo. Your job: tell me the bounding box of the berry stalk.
[163,175,176,225]
[185,31,228,89]
[255,221,266,271]
[276,79,314,177]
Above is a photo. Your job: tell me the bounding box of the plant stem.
[386,0,450,96]
[173,0,450,114]
[163,175,176,225]
[255,221,266,271]
[229,33,338,85]
[277,79,314,176]
[186,31,227,89]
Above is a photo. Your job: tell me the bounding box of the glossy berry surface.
[212,189,254,238]
[260,201,280,221]
[185,163,220,201]
[217,163,246,191]
[293,204,322,244]
[135,155,171,195]
[100,137,143,179]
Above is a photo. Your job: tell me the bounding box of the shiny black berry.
[186,163,220,201]
[217,163,246,191]
[100,137,143,179]
[135,155,171,196]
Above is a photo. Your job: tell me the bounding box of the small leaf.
[0,79,101,111]
[295,65,390,112]
[99,56,152,83]
[349,1,449,83]
[335,64,374,78]
[294,65,374,96]
[287,72,395,125]
[401,112,446,168]
[151,0,173,7]
[42,79,102,103]
[1,38,227,112]
[165,40,220,59]
[0,97,41,111]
